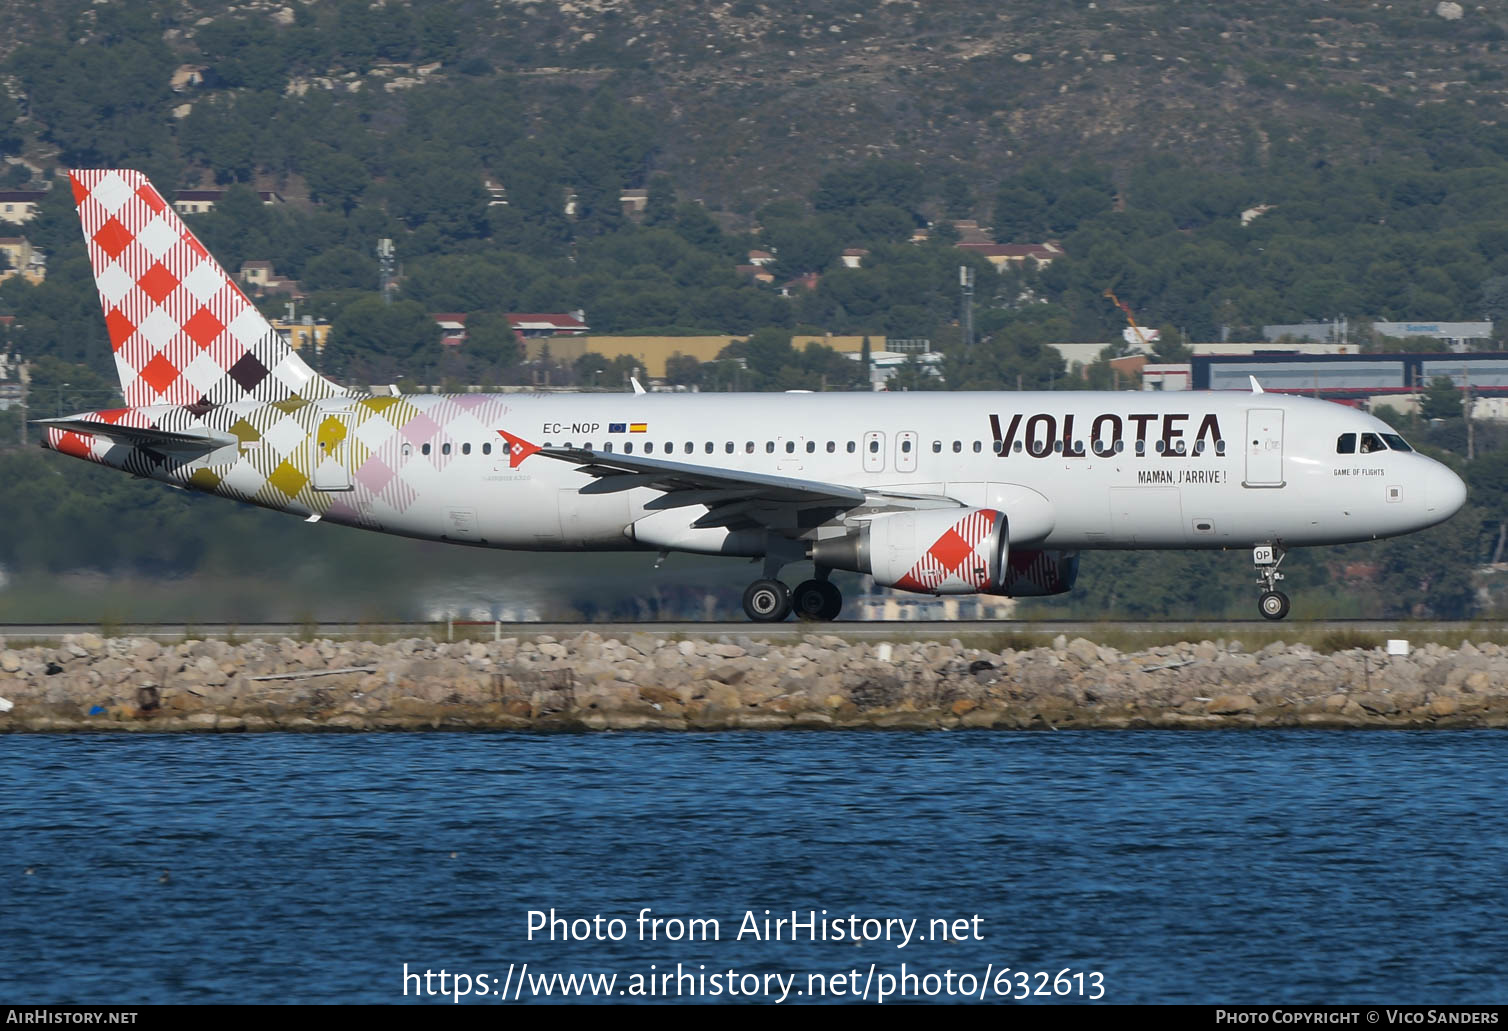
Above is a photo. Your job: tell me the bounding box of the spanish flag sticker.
[630,423,648,433]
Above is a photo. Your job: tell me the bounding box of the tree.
[304,148,370,214]
[644,174,676,227]
[323,297,442,384]
[664,352,702,386]
[461,312,522,374]
[885,354,943,392]
[302,246,378,291]
[1420,375,1464,421]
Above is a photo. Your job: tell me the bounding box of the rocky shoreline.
[1,632,1505,732]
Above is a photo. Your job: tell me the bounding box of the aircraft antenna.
[960,265,975,357]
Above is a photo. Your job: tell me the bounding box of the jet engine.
[810,508,1008,595]
[995,548,1080,597]
[810,508,1081,598]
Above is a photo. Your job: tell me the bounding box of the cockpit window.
[1381,433,1413,453]
[1336,433,1356,455]
[1359,432,1387,454]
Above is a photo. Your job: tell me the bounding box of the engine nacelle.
[994,548,1080,597]
[811,508,1007,595]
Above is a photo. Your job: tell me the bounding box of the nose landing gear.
[1254,543,1290,620]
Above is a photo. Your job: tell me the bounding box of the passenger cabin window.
[482,443,492,455]
[746,442,755,454]
[766,441,775,453]
[624,443,634,454]
[441,443,451,455]
[952,441,962,453]
[462,442,471,455]
[786,441,795,453]
[645,442,654,454]
[1337,433,1356,454]
[901,440,912,453]
[402,443,413,458]
[974,441,983,453]
[1359,432,1387,454]
[847,442,856,453]
[806,441,815,453]
[706,442,714,454]
[932,441,942,453]
[725,442,734,454]
[868,440,879,453]
[827,442,836,453]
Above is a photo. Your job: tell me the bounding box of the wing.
[34,416,238,457]
[541,446,960,533]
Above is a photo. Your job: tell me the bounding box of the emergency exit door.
[313,413,353,491]
[1243,408,1285,488]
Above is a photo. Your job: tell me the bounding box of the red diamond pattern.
[928,528,975,574]
[136,182,165,214]
[104,309,135,352]
[92,216,132,260]
[183,307,224,350]
[138,262,179,304]
[138,352,179,396]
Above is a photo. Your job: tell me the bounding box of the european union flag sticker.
[608,423,626,433]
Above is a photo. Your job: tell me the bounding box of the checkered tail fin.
[68,169,346,409]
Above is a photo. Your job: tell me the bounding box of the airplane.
[36,170,1468,622]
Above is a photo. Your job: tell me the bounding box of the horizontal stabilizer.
[34,416,238,456]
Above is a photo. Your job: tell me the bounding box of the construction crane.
[1103,288,1151,350]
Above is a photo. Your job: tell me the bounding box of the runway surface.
[0,619,1494,642]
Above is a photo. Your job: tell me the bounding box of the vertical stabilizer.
[68,169,346,408]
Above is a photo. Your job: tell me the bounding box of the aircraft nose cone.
[1428,462,1467,520]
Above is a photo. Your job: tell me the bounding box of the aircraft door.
[313,414,353,492]
[895,431,918,473]
[863,431,886,473]
[1243,409,1285,488]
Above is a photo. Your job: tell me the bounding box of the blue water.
[2,731,1505,1004]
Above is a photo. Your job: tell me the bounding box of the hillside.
[4,1,1508,212]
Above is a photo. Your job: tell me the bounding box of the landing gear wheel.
[792,579,843,621]
[1259,591,1290,621]
[742,579,792,622]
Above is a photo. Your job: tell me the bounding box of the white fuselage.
[276,389,1462,555]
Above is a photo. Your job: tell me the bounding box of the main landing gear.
[741,567,844,622]
[1254,543,1290,621]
